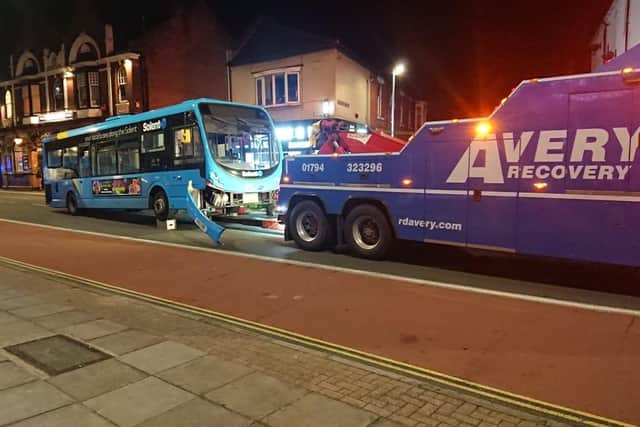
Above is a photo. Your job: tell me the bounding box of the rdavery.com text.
[398,217,463,231]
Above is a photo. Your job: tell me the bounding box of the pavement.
[0,264,564,427]
[0,221,639,426]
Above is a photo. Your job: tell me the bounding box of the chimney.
[9,55,14,79]
[105,24,114,55]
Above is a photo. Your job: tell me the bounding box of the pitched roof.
[229,18,338,66]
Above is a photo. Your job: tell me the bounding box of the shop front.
[0,131,42,190]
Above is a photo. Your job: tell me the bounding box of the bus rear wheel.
[152,190,170,221]
[344,204,392,260]
[66,193,80,216]
[289,200,329,251]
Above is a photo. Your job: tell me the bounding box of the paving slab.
[10,303,73,319]
[0,319,52,347]
[0,310,18,324]
[0,288,33,301]
[32,310,100,330]
[120,341,204,374]
[264,393,377,427]
[59,319,128,340]
[0,295,45,310]
[158,355,253,394]
[85,377,194,427]
[9,403,115,427]
[90,329,162,356]
[0,361,36,390]
[205,372,306,419]
[49,358,147,401]
[368,420,404,427]
[136,397,250,427]
[0,381,73,425]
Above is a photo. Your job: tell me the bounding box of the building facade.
[591,0,640,70]
[0,25,143,189]
[230,21,427,153]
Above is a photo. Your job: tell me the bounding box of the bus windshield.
[199,103,279,172]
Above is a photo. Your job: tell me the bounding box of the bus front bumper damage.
[186,181,225,243]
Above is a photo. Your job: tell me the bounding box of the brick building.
[134,1,230,110]
[0,1,230,189]
[0,26,143,189]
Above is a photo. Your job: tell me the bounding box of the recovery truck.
[277,48,640,267]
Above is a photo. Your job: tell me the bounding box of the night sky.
[0,0,612,119]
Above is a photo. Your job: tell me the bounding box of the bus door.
[169,125,205,203]
[464,129,517,253]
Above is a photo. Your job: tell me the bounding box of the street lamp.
[391,63,406,137]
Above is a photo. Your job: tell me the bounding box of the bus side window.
[78,145,91,178]
[117,139,141,174]
[62,146,79,179]
[96,143,116,176]
[142,132,165,154]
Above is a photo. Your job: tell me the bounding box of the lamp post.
[391,63,405,137]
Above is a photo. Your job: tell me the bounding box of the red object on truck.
[313,120,406,154]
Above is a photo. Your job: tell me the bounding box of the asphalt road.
[1,190,639,309]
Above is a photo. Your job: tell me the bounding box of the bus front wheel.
[289,200,329,251]
[344,204,392,260]
[152,190,170,221]
[66,193,80,216]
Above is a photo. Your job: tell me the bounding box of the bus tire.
[344,204,392,260]
[151,190,170,222]
[66,192,80,216]
[289,200,329,251]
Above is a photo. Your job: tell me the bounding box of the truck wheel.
[344,204,392,260]
[289,200,329,251]
[152,190,170,221]
[66,192,80,216]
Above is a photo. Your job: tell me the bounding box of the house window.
[39,82,46,112]
[77,73,88,108]
[376,84,384,119]
[30,84,41,114]
[21,87,31,117]
[256,71,299,107]
[89,72,99,107]
[117,66,127,102]
[53,77,64,110]
[4,90,12,119]
[408,104,413,129]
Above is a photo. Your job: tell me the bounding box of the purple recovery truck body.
[277,49,640,266]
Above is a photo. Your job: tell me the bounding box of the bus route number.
[301,163,325,173]
[346,162,383,173]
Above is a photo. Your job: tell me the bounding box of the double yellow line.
[0,255,632,427]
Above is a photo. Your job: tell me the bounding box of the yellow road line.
[0,255,632,427]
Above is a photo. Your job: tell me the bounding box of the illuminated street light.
[391,63,406,137]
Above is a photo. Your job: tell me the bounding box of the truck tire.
[288,200,329,251]
[344,204,392,260]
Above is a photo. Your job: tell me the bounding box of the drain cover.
[5,335,111,376]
